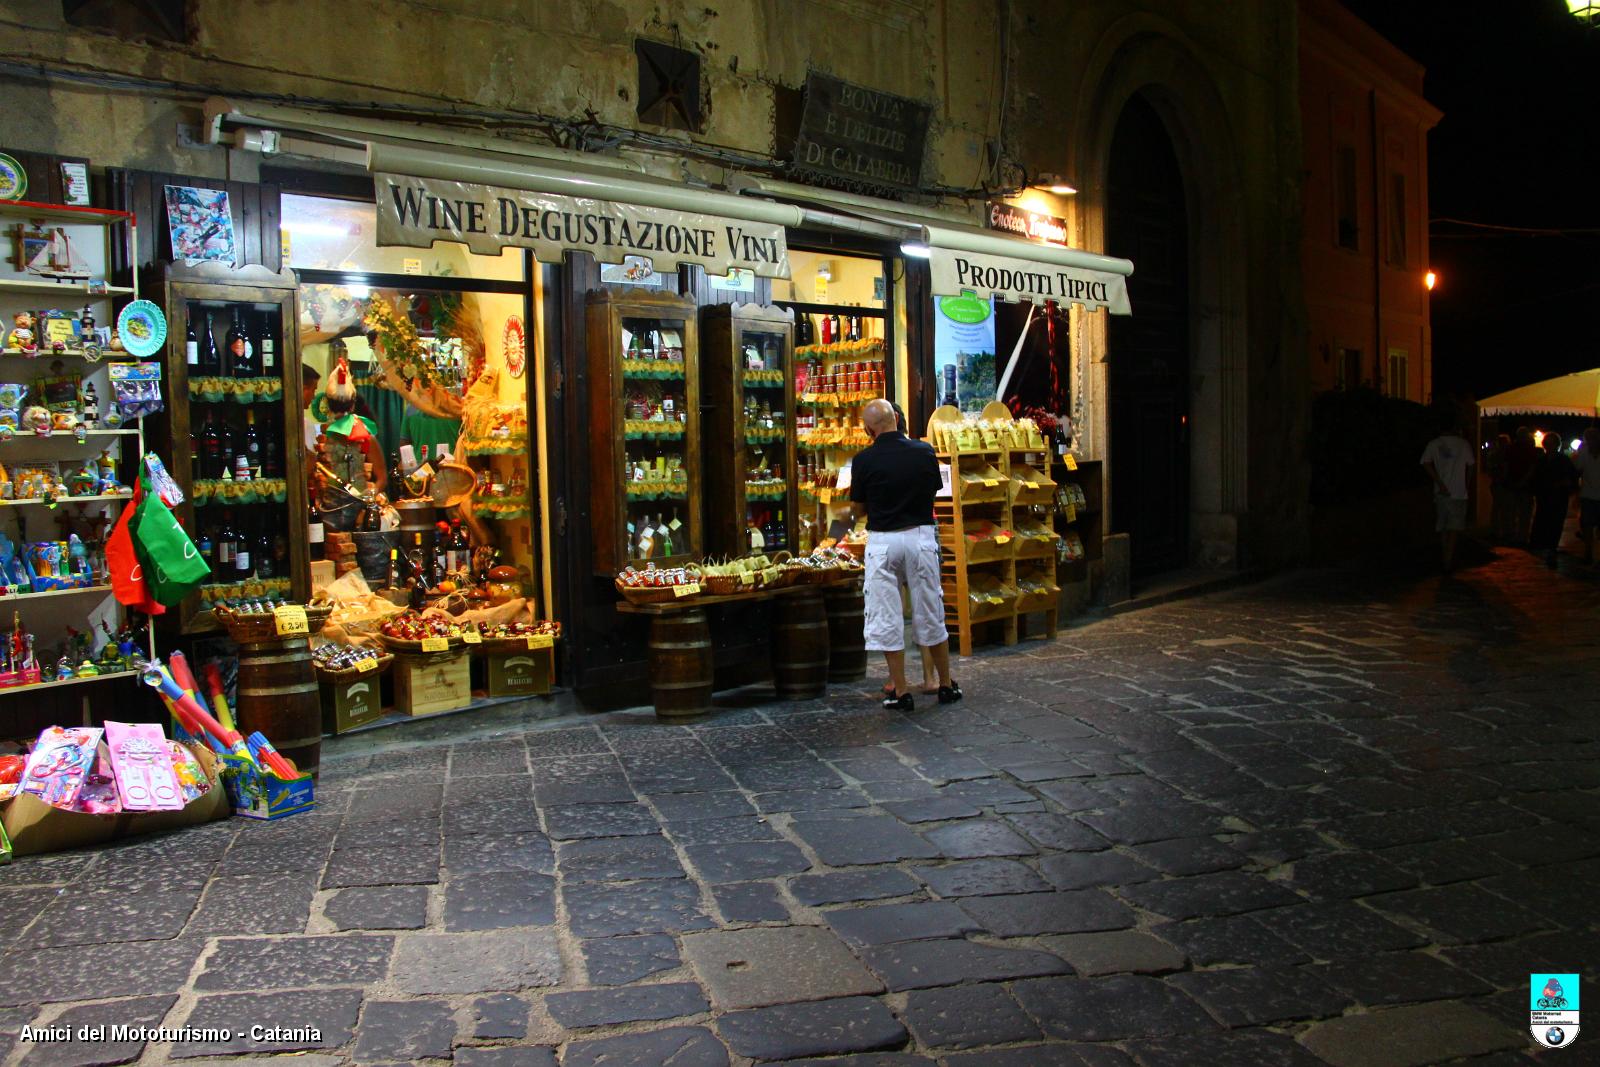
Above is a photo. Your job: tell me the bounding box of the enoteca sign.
[789,73,932,195]
[374,173,791,278]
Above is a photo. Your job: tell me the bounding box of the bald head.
[862,399,898,435]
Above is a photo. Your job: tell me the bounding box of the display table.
[616,580,863,718]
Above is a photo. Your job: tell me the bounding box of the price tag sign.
[272,605,309,636]
[820,489,833,503]
[462,630,483,645]
[421,636,450,653]
[1065,504,1077,523]
[1063,454,1078,471]
[983,479,998,487]
[355,657,378,674]
[673,582,700,598]
[995,534,1011,544]
[526,633,554,649]
[1024,481,1038,490]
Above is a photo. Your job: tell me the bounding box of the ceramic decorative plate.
[116,300,167,358]
[504,315,527,379]
[0,154,25,201]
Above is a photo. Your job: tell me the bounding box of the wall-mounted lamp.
[899,240,931,258]
[1424,270,1437,291]
[1033,173,1077,195]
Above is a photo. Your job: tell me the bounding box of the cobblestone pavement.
[3,549,1598,1066]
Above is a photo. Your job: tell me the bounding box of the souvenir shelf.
[928,404,1062,657]
[149,263,308,634]
[0,200,151,696]
[702,303,797,558]
[793,323,888,548]
[587,289,701,575]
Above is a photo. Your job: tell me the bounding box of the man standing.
[1577,428,1600,565]
[1421,417,1475,573]
[849,399,961,709]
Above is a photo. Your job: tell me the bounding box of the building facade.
[1301,0,1441,402]
[0,1,1311,706]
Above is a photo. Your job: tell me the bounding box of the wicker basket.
[314,652,394,683]
[700,573,750,596]
[378,633,465,655]
[616,581,697,604]
[216,605,323,644]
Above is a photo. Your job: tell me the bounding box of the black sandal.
[938,682,963,705]
[882,691,914,711]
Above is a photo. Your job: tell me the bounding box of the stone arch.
[1071,14,1250,568]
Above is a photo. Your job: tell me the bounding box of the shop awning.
[728,175,1135,315]
[1478,368,1600,417]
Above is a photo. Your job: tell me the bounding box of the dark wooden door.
[1108,95,1190,576]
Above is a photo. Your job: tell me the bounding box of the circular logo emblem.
[1547,1027,1567,1046]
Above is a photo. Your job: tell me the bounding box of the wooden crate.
[394,653,472,717]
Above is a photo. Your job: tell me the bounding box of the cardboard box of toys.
[0,729,227,857]
[219,752,314,821]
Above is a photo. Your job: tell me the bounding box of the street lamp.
[1424,270,1437,291]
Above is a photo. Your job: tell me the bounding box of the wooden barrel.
[647,609,713,719]
[235,636,322,777]
[773,591,829,699]
[823,582,868,681]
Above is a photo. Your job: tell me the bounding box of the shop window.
[63,0,189,42]
[1340,346,1363,390]
[281,194,522,281]
[1335,144,1359,251]
[1386,173,1408,268]
[1387,348,1409,400]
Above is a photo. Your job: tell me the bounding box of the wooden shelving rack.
[929,404,1063,657]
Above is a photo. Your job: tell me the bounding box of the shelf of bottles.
[793,312,887,551]
[619,317,694,563]
[737,327,794,555]
[183,301,292,605]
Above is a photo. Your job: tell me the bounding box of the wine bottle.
[216,512,238,570]
[219,417,238,477]
[820,314,833,345]
[200,412,221,479]
[199,312,221,375]
[243,409,263,477]
[257,310,276,372]
[185,312,199,368]
[232,514,252,578]
[255,527,274,579]
[307,496,325,561]
[226,307,255,377]
[197,526,215,572]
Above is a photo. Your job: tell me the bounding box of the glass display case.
[586,288,701,575]
[701,303,796,558]
[152,263,308,633]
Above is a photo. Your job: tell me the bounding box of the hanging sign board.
[789,73,932,196]
[930,247,1132,315]
[374,173,791,279]
[987,201,1069,246]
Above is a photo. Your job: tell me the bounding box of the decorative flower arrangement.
[363,295,433,387]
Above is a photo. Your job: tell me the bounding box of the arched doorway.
[1108,93,1190,576]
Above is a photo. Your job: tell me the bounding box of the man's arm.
[1422,459,1447,496]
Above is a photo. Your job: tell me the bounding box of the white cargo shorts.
[863,525,948,652]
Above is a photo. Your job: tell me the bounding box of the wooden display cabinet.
[701,303,797,558]
[586,288,701,575]
[150,263,308,633]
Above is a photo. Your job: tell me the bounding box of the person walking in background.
[1531,432,1578,568]
[1485,433,1513,542]
[850,399,961,710]
[1504,426,1540,546]
[1576,428,1600,565]
[1421,417,1475,573]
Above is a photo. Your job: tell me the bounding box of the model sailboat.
[26,227,90,280]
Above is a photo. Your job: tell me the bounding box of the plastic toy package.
[111,377,162,420]
[20,726,102,808]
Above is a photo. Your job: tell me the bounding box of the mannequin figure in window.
[317,355,386,530]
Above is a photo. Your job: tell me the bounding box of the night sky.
[1338,0,1600,402]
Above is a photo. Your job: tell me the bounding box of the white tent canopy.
[1478,368,1600,418]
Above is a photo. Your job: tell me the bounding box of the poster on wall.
[933,292,997,416]
[163,186,237,266]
